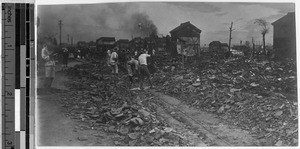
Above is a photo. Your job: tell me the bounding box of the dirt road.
[37,60,114,146]
[150,91,260,146]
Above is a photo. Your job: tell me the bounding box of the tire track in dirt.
[150,90,260,146]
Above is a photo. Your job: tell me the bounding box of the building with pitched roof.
[170,21,202,56]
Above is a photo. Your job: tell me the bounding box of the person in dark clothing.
[62,47,69,68]
[126,55,139,86]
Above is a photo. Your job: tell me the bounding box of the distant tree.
[254,19,269,55]
[245,41,250,47]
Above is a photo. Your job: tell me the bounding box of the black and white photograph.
[36,1,297,146]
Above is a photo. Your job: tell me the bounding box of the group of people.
[41,43,71,89]
[107,48,154,90]
[41,41,155,91]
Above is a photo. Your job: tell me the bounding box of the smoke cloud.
[38,3,158,43]
[125,13,158,37]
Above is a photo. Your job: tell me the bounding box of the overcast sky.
[37,2,295,46]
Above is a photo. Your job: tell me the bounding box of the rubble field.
[54,55,297,146]
[153,56,298,146]
[57,60,196,146]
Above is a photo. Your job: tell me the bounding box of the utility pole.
[252,37,255,49]
[71,36,73,45]
[228,21,234,50]
[67,34,69,44]
[59,20,62,46]
[251,37,255,58]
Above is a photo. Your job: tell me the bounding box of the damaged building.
[170,21,201,57]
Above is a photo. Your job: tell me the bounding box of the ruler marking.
[2,5,16,149]
[3,3,35,149]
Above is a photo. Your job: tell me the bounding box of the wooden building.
[271,12,296,59]
[170,21,202,56]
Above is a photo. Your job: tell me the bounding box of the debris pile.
[58,62,190,146]
[153,57,298,146]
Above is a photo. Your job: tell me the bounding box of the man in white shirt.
[138,49,153,90]
[110,48,118,75]
[41,42,56,89]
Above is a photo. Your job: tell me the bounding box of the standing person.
[110,48,118,75]
[152,48,156,56]
[41,42,56,89]
[134,50,139,59]
[107,49,111,67]
[62,47,69,69]
[138,49,153,90]
[77,49,81,59]
[148,48,156,74]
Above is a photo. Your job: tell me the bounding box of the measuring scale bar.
[2,3,16,149]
